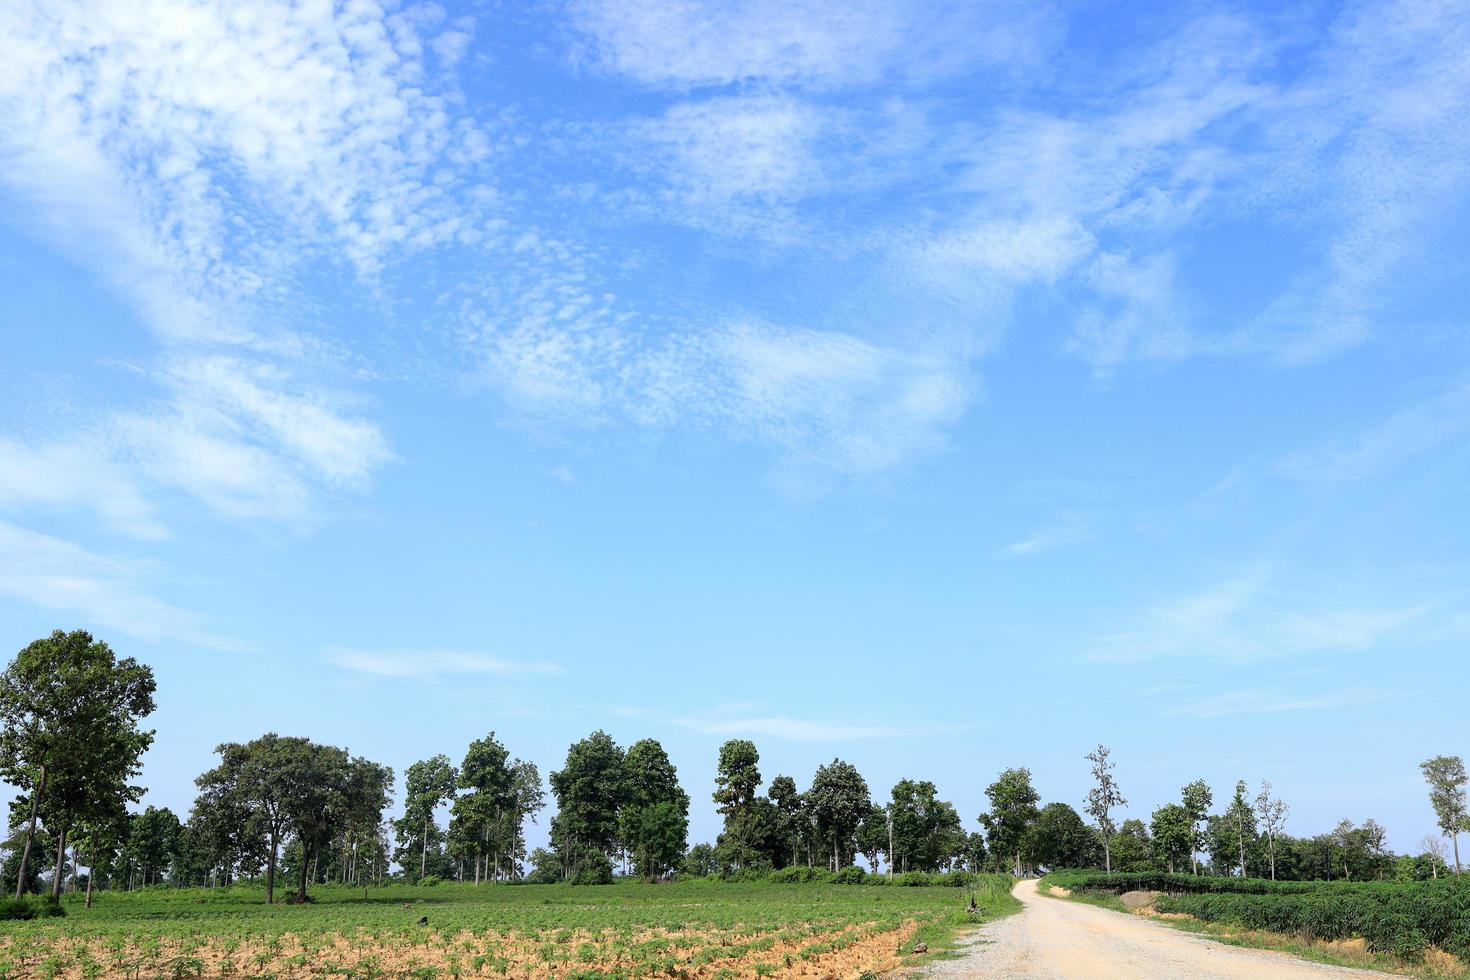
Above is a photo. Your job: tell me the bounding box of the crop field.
[0,878,1016,980]
[1044,871,1470,963]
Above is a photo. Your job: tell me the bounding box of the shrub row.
[1156,886,1470,962]
[1044,870,1429,897]
[1045,870,1470,962]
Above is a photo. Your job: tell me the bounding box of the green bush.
[1,897,65,920]
[767,866,833,884]
[832,866,866,885]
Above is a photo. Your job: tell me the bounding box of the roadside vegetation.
[1042,870,1470,975]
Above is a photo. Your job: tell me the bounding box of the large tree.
[807,759,871,871]
[455,734,513,883]
[1149,803,1192,873]
[979,768,1039,876]
[1222,780,1257,877]
[766,774,806,868]
[1,630,156,899]
[549,731,626,880]
[888,779,965,873]
[1032,802,1100,871]
[1420,755,1468,873]
[712,740,764,868]
[1083,745,1126,873]
[193,734,375,903]
[620,739,689,879]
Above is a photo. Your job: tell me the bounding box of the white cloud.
[0,437,163,539]
[1090,569,1431,663]
[0,520,236,649]
[674,713,899,742]
[0,0,494,345]
[325,648,564,679]
[562,0,1060,90]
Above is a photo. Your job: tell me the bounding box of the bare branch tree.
[1084,745,1126,873]
[1253,779,1288,881]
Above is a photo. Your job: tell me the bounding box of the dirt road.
[928,878,1394,978]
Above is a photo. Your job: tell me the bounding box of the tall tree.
[766,775,805,867]
[1223,780,1256,877]
[1083,745,1126,873]
[0,630,156,899]
[620,739,689,880]
[712,740,763,867]
[1180,779,1213,875]
[549,731,626,880]
[402,755,458,882]
[1420,755,1468,873]
[807,759,871,870]
[456,734,513,883]
[1252,780,1289,880]
[979,768,1040,876]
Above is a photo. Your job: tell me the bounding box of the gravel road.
[924,878,1395,979]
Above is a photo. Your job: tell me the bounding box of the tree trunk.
[86,849,95,908]
[1268,836,1276,880]
[296,844,310,903]
[1453,832,1462,874]
[887,815,894,879]
[14,763,47,899]
[266,830,278,904]
[421,819,429,880]
[51,825,68,899]
[1103,838,1111,873]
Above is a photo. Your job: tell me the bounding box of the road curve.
[925,878,1395,979]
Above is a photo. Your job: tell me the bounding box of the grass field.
[0,877,1017,980]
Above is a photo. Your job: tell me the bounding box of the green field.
[0,877,1017,980]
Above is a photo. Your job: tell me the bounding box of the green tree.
[1150,803,1192,873]
[978,768,1039,876]
[193,734,367,903]
[1180,779,1213,874]
[1110,818,1155,872]
[1032,802,1101,871]
[619,739,689,879]
[1420,755,1468,873]
[402,754,458,882]
[1083,745,1126,872]
[888,779,965,873]
[766,774,805,867]
[549,731,626,879]
[712,740,763,868]
[807,759,870,871]
[455,734,512,883]
[0,630,156,899]
[855,804,888,873]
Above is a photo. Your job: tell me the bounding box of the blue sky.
[2,0,1469,856]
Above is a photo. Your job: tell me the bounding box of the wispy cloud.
[674,713,900,742]
[326,648,565,679]
[0,436,163,540]
[1163,687,1384,719]
[1279,380,1470,484]
[562,0,1059,90]
[995,513,1090,559]
[0,520,237,649]
[1089,568,1431,663]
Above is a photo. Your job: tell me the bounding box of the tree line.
[4,632,1468,902]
